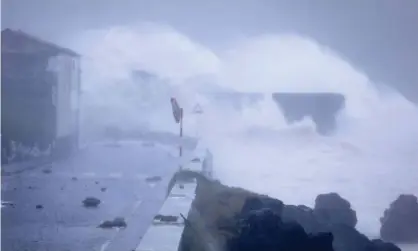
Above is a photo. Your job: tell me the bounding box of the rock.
[36,204,43,209]
[241,196,284,216]
[71,177,78,181]
[314,193,357,228]
[42,169,52,174]
[282,204,326,234]
[369,239,401,251]
[175,170,400,251]
[98,217,127,228]
[100,187,107,192]
[380,194,418,243]
[226,207,334,251]
[82,197,101,208]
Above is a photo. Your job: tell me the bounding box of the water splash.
[71,23,418,236]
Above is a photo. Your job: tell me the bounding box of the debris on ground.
[36,204,43,209]
[42,169,52,174]
[82,197,101,208]
[154,214,179,223]
[1,201,15,208]
[145,176,162,183]
[98,217,127,229]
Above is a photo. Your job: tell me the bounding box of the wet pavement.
[1,141,191,251]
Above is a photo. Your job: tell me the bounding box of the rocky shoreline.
[176,171,418,251]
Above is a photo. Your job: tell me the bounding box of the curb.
[135,149,211,251]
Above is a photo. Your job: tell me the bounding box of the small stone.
[100,187,107,192]
[42,169,52,174]
[36,204,43,209]
[98,217,127,228]
[98,220,114,228]
[82,197,101,207]
[95,181,99,184]
[72,177,78,181]
[113,217,127,228]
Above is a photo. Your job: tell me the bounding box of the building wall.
[47,53,80,141]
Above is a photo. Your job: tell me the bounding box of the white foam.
[71,23,418,238]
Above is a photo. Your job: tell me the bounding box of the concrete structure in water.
[204,91,346,135]
[1,29,81,163]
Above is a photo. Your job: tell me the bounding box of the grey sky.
[2,0,418,102]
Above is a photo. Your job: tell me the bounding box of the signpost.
[170,97,184,168]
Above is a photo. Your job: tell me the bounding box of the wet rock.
[82,197,101,208]
[177,170,400,251]
[36,204,43,209]
[98,217,127,228]
[370,239,401,251]
[314,193,357,227]
[282,204,326,234]
[241,196,284,216]
[380,194,418,243]
[145,176,162,183]
[227,208,334,251]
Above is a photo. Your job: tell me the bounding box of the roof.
[1,29,80,57]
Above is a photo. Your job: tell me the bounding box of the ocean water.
[71,23,418,249]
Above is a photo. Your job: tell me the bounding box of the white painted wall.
[47,54,80,139]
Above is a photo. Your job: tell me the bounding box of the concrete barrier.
[135,147,212,251]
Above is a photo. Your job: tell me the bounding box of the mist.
[3,0,418,242]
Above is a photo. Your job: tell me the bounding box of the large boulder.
[226,208,334,251]
[175,170,400,251]
[380,194,418,243]
[314,193,357,228]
